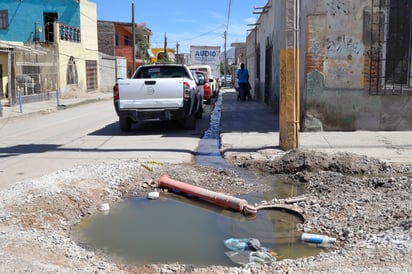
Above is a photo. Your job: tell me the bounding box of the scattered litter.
[141,164,154,172]
[301,233,336,246]
[141,161,163,172]
[224,238,275,266]
[147,191,159,200]
[224,238,250,251]
[225,250,275,266]
[98,203,110,211]
[224,238,263,251]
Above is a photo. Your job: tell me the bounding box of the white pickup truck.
[113,64,204,131]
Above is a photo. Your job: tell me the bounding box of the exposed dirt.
[0,149,411,273]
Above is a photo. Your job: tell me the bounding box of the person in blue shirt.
[237,63,251,101]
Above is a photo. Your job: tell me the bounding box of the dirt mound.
[227,149,406,175]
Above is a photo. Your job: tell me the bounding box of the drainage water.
[73,191,320,266]
[73,93,322,266]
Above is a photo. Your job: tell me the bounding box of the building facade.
[246,0,412,131]
[97,21,152,78]
[0,0,99,105]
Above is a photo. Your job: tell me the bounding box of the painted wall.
[0,53,8,97]
[57,0,98,94]
[0,0,80,43]
[246,0,412,131]
[99,53,115,93]
[301,0,412,130]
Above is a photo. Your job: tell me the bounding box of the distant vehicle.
[113,64,204,131]
[188,64,219,97]
[188,45,221,96]
[193,70,212,105]
[221,75,232,85]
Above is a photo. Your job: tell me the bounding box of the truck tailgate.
[118,78,184,109]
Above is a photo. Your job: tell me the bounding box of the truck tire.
[119,117,132,132]
[184,113,196,130]
[195,100,203,119]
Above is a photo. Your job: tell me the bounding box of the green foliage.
[136,33,150,64]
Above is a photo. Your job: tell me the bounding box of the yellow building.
[149,48,176,63]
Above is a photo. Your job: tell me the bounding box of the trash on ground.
[224,238,263,251]
[224,238,275,265]
[225,250,275,266]
[98,203,110,211]
[147,191,159,200]
[301,233,336,246]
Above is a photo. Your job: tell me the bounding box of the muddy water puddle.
[73,187,320,267]
[73,94,322,266]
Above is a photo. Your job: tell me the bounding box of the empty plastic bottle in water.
[301,233,336,245]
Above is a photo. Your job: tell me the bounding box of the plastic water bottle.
[301,233,336,245]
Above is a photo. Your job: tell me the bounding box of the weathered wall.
[302,0,412,130]
[97,21,116,56]
[247,0,412,131]
[248,0,283,109]
[99,53,116,93]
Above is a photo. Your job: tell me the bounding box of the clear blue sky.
[89,0,268,53]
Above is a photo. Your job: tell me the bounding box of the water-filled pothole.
[73,190,320,267]
[73,93,323,266]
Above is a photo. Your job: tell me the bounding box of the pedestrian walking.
[237,63,252,101]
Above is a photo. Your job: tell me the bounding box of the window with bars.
[367,0,412,95]
[0,10,8,30]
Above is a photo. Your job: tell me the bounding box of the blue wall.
[0,0,80,42]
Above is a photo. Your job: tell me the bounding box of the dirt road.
[0,148,410,273]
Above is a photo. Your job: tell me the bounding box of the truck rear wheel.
[184,113,196,130]
[195,100,203,119]
[119,117,132,132]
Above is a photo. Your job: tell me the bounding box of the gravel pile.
[0,150,411,273]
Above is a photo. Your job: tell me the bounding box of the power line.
[226,0,232,32]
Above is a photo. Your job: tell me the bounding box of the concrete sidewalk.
[219,89,412,164]
[0,91,113,120]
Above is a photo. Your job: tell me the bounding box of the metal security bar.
[368,0,412,95]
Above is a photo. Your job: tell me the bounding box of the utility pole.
[176,42,179,64]
[279,0,300,150]
[224,31,227,86]
[132,1,136,73]
[164,32,168,62]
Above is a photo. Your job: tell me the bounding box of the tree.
[136,33,150,64]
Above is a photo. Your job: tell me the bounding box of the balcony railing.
[59,24,81,43]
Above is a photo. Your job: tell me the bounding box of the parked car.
[221,75,232,86]
[188,64,219,97]
[113,64,204,131]
[192,70,212,105]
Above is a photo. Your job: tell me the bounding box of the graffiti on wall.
[326,35,364,59]
[311,40,322,58]
[326,0,351,15]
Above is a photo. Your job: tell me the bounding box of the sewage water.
[73,191,320,266]
[73,93,322,266]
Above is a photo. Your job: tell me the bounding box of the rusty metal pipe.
[158,175,257,215]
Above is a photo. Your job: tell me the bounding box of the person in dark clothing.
[237,63,252,101]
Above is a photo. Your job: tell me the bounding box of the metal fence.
[367,0,412,95]
[14,46,58,97]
